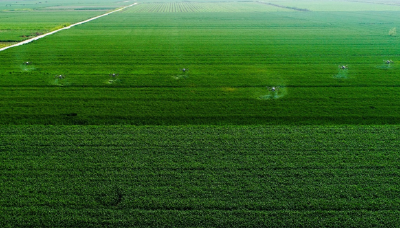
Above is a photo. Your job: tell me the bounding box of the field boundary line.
[256,1,310,12]
[0,3,138,52]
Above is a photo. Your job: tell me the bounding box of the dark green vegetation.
[2,125,400,227]
[0,1,400,125]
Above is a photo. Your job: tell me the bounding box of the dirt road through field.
[0,3,137,52]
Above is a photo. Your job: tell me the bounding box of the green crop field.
[1,0,400,226]
[0,1,399,125]
[0,0,132,47]
[1,125,400,227]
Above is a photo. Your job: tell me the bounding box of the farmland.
[0,1,400,125]
[1,0,400,226]
[0,0,132,47]
[2,125,400,227]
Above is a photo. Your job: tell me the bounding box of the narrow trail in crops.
[0,3,138,53]
[256,1,310,11]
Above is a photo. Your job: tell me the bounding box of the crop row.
[0,10,399,125]
[267,0,400,11]
[1,85,400,125]
[128,2,291,13]
[128,2,231,13]
[1,125,400,226]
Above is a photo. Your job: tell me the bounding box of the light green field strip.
[128,2,294,13]
[0,0,130,11]
[0,3,137,52]
[267,0,400,11]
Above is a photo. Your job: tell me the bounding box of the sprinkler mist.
[20,61,35,72]
[108,73,121,84]
[334,65,349,79]
[51,74,69,86]
[259,86,286,100]
[376,60,395,70]
[173,67,189,80]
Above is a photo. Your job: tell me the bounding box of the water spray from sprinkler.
[259,86,285,100]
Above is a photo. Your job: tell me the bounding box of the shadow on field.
[95,185,124,207]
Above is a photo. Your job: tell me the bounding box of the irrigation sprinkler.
[339,65,348,70]
[23,61,31,65]
[384,60,393,64]
[55,74,65,79]
[108,73,120,84]
[266,86,280,92]
[259,86,286,100]
[181,68,188,73]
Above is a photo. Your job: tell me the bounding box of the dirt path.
[0,3,137,52]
